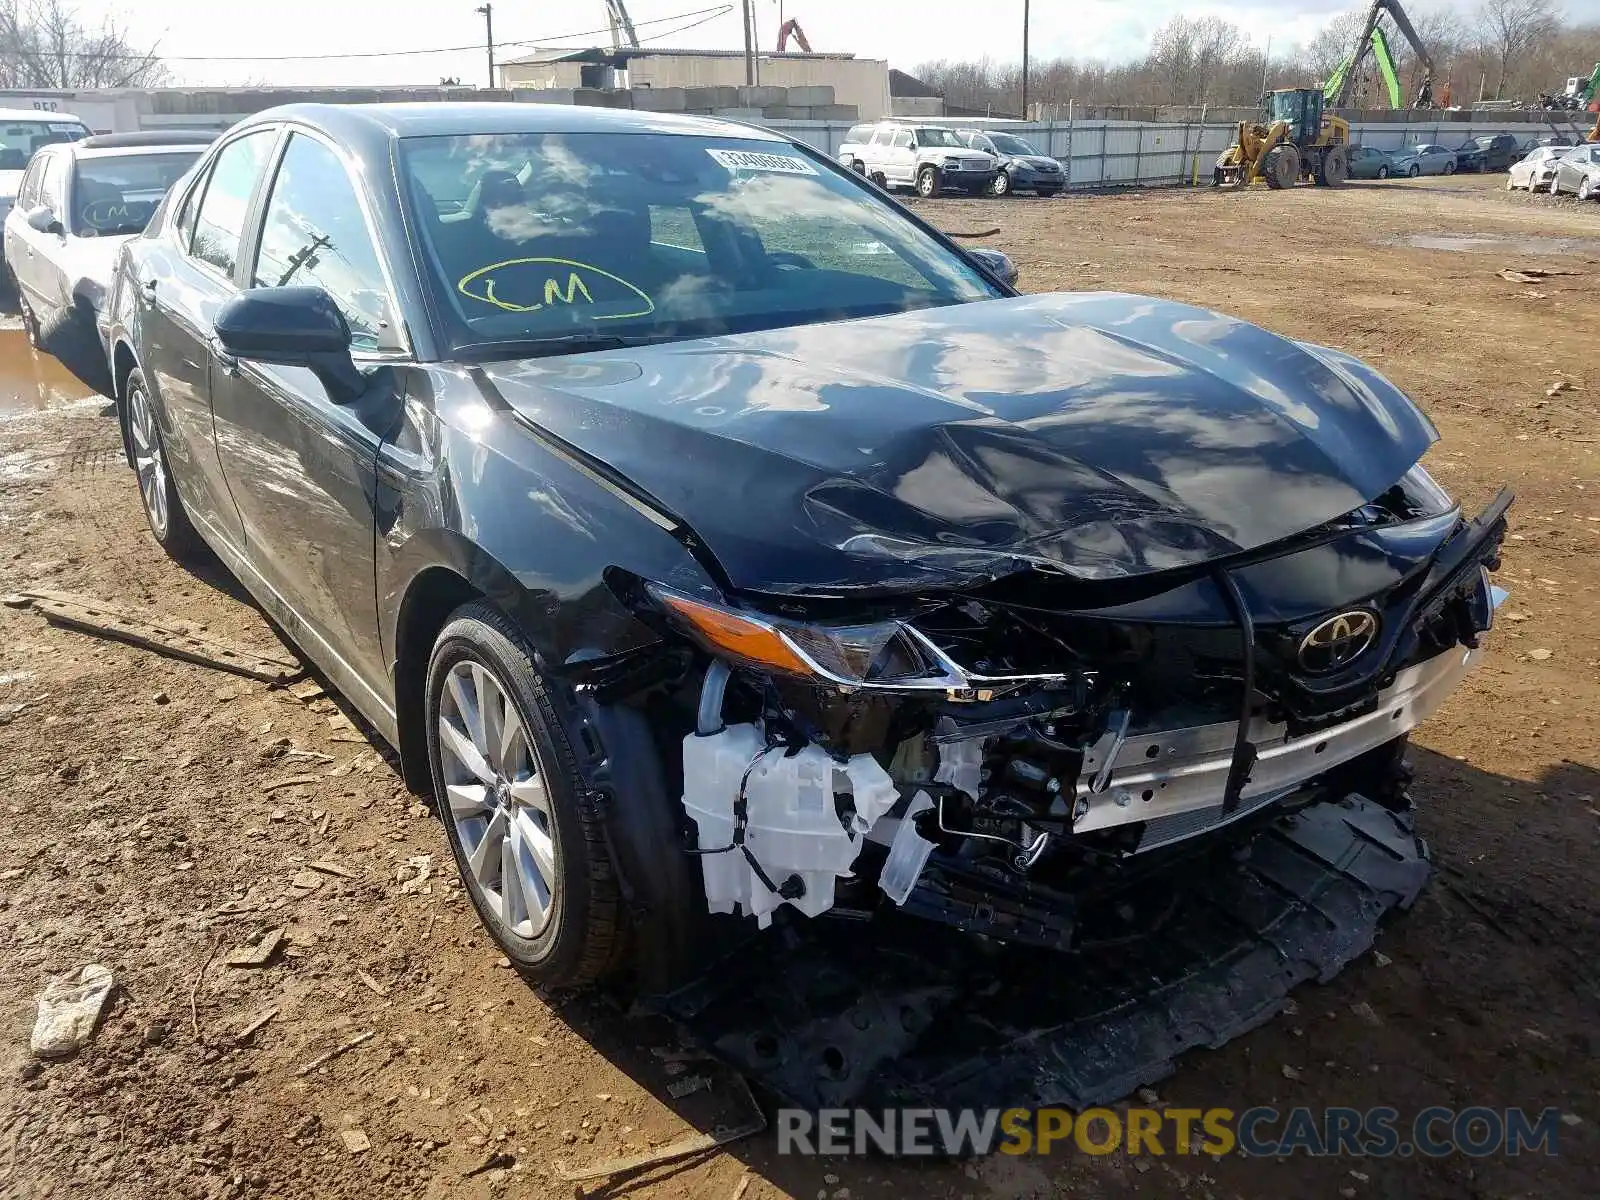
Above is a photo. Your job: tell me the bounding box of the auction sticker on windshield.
[706,148,818,175]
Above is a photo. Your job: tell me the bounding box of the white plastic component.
[934,736,986,798]
[680,725,902,928]
[878,790,937,905]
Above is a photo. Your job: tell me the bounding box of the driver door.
[208,128,404,711]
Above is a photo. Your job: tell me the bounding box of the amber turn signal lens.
[655,591,814,676]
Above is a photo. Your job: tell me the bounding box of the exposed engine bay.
[627,481,1512,952]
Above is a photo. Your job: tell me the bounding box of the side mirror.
[906,141,918,151]
[213,286,366,403]
[25,205,62,235]
[968,247,1019,289]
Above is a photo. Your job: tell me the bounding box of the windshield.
[0,119,88,171]
[915,128,964,148]
[989,134,1040,156]
[70,151,201,236]
[399,132,999,355]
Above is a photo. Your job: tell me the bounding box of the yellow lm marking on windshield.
[457,257,655,320]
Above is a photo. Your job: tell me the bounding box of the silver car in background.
[2,131,208,382]
[1548,144,1600,198]
[1390,144,1457,177]
[1507,145,1565,191]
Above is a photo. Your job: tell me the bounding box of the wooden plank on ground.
[16,591,302,683]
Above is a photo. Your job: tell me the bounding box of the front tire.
[1444,161,1456,175]
[426,603,626,986]
[1580,177,1594,201]
[125,368,204,560]
[916,165,940,197]
[1408,164,1420,177]
[1377,165,1390,179]
[989,170,1012,196]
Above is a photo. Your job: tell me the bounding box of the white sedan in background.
[1507,145,1566,191]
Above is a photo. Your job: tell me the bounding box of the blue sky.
[76,0,1600,88]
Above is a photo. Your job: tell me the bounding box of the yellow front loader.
[1214,89,1352,189]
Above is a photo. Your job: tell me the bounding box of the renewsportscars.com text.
[777,1106,1565,1158]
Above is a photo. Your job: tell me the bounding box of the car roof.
[0,107,85,123]
[73,144,208,160]
[233,102,785,156]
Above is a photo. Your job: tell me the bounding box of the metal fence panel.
[767,113,1570,191]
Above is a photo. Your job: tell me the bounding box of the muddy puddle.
[0,326,103,417]
[1394,232,1600,255]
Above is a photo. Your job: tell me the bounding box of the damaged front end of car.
[595,470,1510,960]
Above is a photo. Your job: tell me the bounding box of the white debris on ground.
[29,963,113,1058]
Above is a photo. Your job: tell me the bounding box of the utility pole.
[1021,0,1030,120]
[1260,34,1272,98]
[476,3,494,90]
[742,0,756,85]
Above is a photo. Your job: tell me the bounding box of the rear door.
[208,127,405,710]
[138,126,281,547]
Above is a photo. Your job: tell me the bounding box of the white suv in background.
[3,131,211,385]
[0,108,91,237]
[837,122,997,197]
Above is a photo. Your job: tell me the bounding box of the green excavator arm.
[1371,26,1403,108]
[1325,25,1405,107]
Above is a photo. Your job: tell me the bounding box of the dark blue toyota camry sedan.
[106,102,1508,994]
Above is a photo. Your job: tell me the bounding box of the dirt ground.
[1,173,1597,1200]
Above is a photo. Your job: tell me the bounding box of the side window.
[37,156,63,214]
[16,155,43,209]
[892,130,912,150]
[252,132,395,352]
[190,130,276,277]
[174,171,202,249]
[868,127,889,146]
[845,124,871,146]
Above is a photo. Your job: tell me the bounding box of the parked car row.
[838,120,1064,197]
[1508,142,1600,199]
[2,124,214,384]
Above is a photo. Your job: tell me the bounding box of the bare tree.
[0,0,168,89]
[1477,0,1560,96]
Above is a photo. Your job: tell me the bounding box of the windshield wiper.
[456,332,680,362]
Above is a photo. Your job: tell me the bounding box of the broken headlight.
[646,583,967,691]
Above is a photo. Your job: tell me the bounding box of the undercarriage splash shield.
[655,795,1429,1111]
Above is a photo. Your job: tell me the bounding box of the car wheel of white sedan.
[1505,174,1516,190]
[1580,177,1593,201]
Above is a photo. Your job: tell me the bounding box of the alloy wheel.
[128,383,168,538]
[437,659,558,938]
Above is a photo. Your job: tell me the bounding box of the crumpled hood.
[1010,155,1061,171]
[480,292,1436,595]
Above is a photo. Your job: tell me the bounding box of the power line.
[0,5,734,64]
